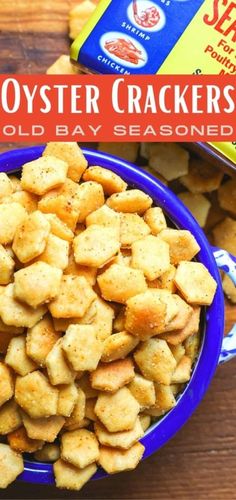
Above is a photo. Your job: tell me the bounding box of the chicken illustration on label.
[101,32,148,67]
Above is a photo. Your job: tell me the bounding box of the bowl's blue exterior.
[0,146,224,484]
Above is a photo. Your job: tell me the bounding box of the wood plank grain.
[0,0,97,33]
[0,32,70,74]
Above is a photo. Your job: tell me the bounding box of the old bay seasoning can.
[71,0,236,168]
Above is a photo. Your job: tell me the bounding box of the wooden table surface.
[0,2,236,499]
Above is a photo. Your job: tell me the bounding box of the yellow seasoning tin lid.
[210,142,236,164]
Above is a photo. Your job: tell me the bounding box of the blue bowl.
[0,146,224,485]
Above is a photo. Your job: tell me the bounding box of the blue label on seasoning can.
[71,0,205,75]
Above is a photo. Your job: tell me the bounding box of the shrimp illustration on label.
[133,0,160,28]
[128,1,166,32]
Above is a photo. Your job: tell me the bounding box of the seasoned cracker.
[85,398,97,421]
[52,300,97,332]
[47,55,79,75]
[63,388,86,430]
[7,427,44,454]
[174,261,217,305]
[178,192,211,228]
[61,429,99,469]
[149,143,189,181]
[144,207,167,235]
[139,414,151,432]
[69,0,96,39]
[218,178,236,216]
[22,412,65,442]
[171,355,192,383]
[14,262,62,308]
[184,330,201,362]
[120,213,150,247]
[44,213,74,242]
[86,205,120,236]
[57,383,78,417]
[90,358,135,392]
[38,191,80,231]
[95,418,144,449]
[159,229,200,265]
[95,387,139,432]
[0,284,47,328]
[77,374,98,399]
[128,374,155,408]
[26,315,62,366]
[131,235,170,280]
[134,338,176,385]
[62,325,103,371]
[107,189,152,214]
[98,264,147,304]
[5,335,37,376]
[163,295,193,333]
[34,233,69,270]
[180,158,223,193]
[101,331,139,362]
[83,166,127,194]
[125,289,178,340]
[99,442,144,474]
[54,459,97,491]
[0,172,13,198]
[0,443,24,488]
[153,384,176,412]
[0,362,14,407]
[160,306,201,345]
[6,190,38,214]
[49,275,96,318]
[73,225,120,268]
[98,142,139,163]
[213,217,236,255]
[15,371,59,419]
[43,142,87,182]
[169,344,185,364]
[0,400,22,435]
[12,210,50,264]
[21,156,68,196]
[76,181,105,223]
[64,252,97,285]
[46,339,76,386]
[0,203,27,245]
[0,244,14,285]
[9,175,21,193]
[91,296,115,341]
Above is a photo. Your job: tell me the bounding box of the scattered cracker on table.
[46,55,80,75]
[148,143,189,181]
[69,0,97,40]
[178,192,211,228]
